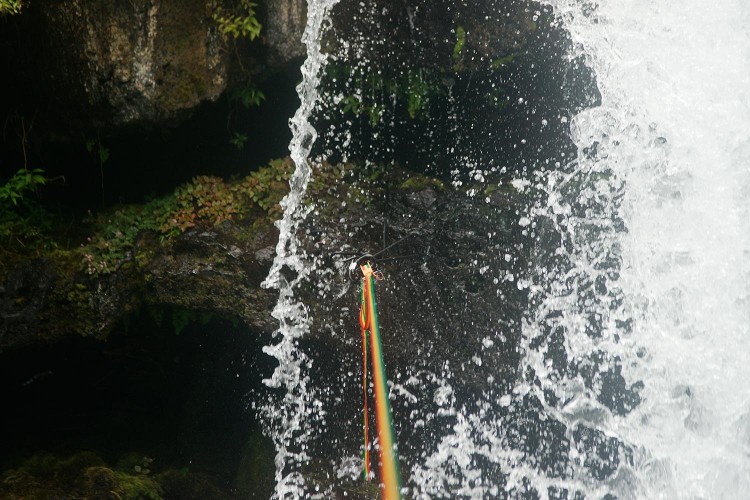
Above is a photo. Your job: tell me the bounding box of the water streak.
[261,0,339,497]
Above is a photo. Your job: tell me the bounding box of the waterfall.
[262,0,750,498]
[260,0,338,497]
[522,0,750,497]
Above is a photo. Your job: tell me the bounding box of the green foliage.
[452,26,466,71]
[161,175,242,237]
[406,70,431,119]
[86,137,110,205]
[212,0,262,40]
[230,132,248,150]
[0,451,164,500]
[0,168,45,206]
[485,87,509,111]
[490,54,515,69]
[307,162,384,208]
[112,470,163,499]
[81,200,166,275]
[0,205,53,249]
[341,95,362,115]
[400,174,445,192]
[0,0,22,15]
[0,168,52,247]
[227,86,263,152]
[339,95,384,127]
[332,66,444,124]
[171,308,213,335]
[233,157,293,216]
[80,158,293,276]
[231,86,265,109]
[85,138,110,165]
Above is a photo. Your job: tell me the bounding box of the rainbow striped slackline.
[359,262,402,500]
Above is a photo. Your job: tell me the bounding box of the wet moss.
[0,451,242,499]
[399,174,445,192]
[63,156,292,277]
[301,460,380,499]
[0,158,291,350]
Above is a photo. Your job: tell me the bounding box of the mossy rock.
[301,460,380,499]
[399,174,445,192]
[111,471,163,500]
[157,468,225,500]
[81,466,120,499]
[0,452,166,500]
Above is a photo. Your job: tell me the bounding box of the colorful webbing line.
[359,262,402,500]
[359,286,371,481]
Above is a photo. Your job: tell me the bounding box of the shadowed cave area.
[0,309,277,498]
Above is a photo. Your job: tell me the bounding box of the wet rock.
[5,0,307,129]
[0,160,529,384]
[296,163,530,394]
[264,0,307,67]
[0,221,279,352]
[81,466,119,498]
[327,0,543,72]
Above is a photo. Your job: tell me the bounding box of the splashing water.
[261,0,338,497]
[262,0,750,498]
[521,0,750,498]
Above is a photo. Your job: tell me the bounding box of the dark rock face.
[299,168,530,393]
[264,0,308,67]
[0,167,532,495]
[0,222,279,352]
[0,164,529,377]
[327,0,542,72]
[7,0,306,129]
[252,165,532,492]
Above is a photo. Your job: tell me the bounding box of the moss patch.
[400,174,445,192]
[77,156,292,276]
[0,451,238,499]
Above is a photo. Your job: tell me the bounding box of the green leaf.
[99,146,110,164]
[452,26,466,63]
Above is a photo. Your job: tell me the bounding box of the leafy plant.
[490,54,515,69]
[341,95,362,116]
[485,87,509,111]
[230,132,248,150]
[79,158,293,275]
[0,198,53,246]
[0,0,22,15]
[171,308,213,335]
[227,86,264,148]
[162,175,242,235]
[406,70,431,119]
[452,26,466,71]
[85,138,110,165]
[231,86,265,109]
[367,103,384,127]
[81,204,161,275]
[331,66,444,124]
[234,157,292,215]
[0,168,46,206]
[213,0,262,40]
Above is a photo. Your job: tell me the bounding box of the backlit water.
[262,1,750,498]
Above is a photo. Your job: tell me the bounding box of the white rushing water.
[524,0,750,498]
[260,0,338,497]
[263,0,750,497]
